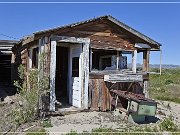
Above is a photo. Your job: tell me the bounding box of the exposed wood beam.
[116,51,119,70]
[49,40,57,111]
[132,50,137,73]
[143,50,150,72]
[160,49,162,75]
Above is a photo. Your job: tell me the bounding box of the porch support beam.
[116,51,119,70]
[49,40,57,111]
[90,48,92,72]
[143,50,150,72]
[160,49,162,75]
[132,50,137,73]
[82,38,90,109]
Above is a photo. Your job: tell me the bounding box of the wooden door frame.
[49,36,90,111]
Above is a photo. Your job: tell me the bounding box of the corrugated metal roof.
[0,40,18,54]
[34,15,161,46]
[0,40,18,44]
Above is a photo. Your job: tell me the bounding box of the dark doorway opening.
[0,54,11,85]
[55,46,69,105]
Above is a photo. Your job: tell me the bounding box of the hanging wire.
[0,33,19,40]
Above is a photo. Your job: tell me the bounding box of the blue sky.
[0,3,180,65]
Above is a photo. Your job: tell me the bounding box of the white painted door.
[70,45,82,108]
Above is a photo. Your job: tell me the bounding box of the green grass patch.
[41,119,52,128]
[159,116,179,132]
[156,96,180,104]
[26,128,46,135]
[149,68,180,103]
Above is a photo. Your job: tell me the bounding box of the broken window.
[29,47,39,69]
[100,56,112,70]
[91,49,128,71]
[32,47,38,68]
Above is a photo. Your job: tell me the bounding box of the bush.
[12,68,39,125]
[165,79,174,85]
[12,53,50,127]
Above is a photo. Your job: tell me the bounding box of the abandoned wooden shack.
[0,40,18,85]
[12,15,161,116]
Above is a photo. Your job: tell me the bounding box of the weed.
[26,128,47,135]
[159,116,179,132]
[6,53,50,131]
[41,119,52,128]
[12,68,39,125]
[165,79,174,85]
[66,130,78,135]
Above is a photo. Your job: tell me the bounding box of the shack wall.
[88,73,146,111]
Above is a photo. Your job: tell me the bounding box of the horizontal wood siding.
[45,22,136,51]
[89,73,145,111]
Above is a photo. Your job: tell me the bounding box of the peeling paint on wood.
[49,40,56,111]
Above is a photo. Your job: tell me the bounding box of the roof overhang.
[18,15,161,50]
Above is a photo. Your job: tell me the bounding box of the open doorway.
[55,46,69,105]
[0,54,11,85]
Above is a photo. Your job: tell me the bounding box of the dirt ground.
[1,86,180,134]
[45,100,180,134]
[0,85,17,132]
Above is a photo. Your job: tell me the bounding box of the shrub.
[165,79,174,85]
[12,53,50,127]
[12,68,39,125]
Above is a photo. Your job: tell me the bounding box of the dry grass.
[149,68,180,103]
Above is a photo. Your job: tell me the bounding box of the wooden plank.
[104,74,143,82]
[102,80,107,111]
[147,50,150,72]
[98,79,102,108]
[82,39,90,109]
[49,40,56,111]
[116,51,119,70]
[143,50,150,72]
[132,50,137,73]
[90,79,99,111]
[143,50,147,72]
[143,81,149,98]
[74,31,112,37]
[88,79,93,108]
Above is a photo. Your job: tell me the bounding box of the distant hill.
[150,64,180,69]
[127,63,180,69]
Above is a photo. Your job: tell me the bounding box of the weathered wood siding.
[88,73,145,111]
[34,21,136,51]
[89,79,112,111]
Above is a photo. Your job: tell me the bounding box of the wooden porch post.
[132,50,137,73]
[160,49,162,75]
[49,40,57,111]
[82,39,90,109]
[143,50,150,72]
[11,53,15,84]
[116,51,119,70]
[90,48,92,72]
